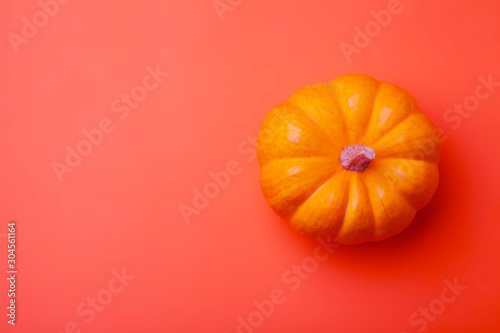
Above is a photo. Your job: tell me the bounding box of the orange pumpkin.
[257,74,441,244]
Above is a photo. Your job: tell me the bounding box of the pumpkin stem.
[340,144,375,172]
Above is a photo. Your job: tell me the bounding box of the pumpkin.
[257,74,441,244]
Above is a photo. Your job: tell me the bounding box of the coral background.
[1,0,500,332]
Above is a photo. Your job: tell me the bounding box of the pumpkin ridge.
[328,81,351,143]
[261,154,336,167]
[378,157,437,170]
[363,83,420,145]
[357,174,377,242]
[359,81,382,143]
[287,165,342,221]
[385,162,438,210]
[336,174,375,244]
[364,174,390,240]
[257,149,337,169]
[374,138,440,161]
[257,102,340,167]
[362,171,416,240]
[261,157,339,220]
[285,98,340,147]
[330,175,351,241]
[366,111,420,147]
[392,185,421,211]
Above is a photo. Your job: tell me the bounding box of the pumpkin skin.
[257,74,441,244]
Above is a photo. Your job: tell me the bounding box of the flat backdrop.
[1,0,500,332]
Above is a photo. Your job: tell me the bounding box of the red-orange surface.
[1,1,499,332]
